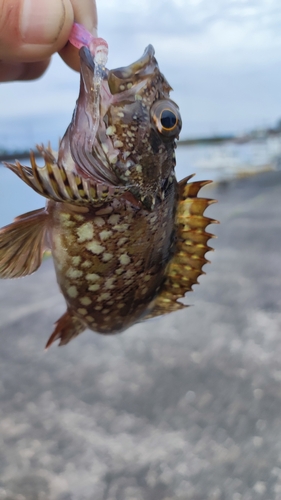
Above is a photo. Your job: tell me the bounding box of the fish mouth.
[79,46,108,93]
[66,46,159,188]
[68,46,162,192]
[107,45,157,94]
[78,44,156,94]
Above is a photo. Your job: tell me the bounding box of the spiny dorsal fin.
[143,177,218,320]
[4,144,128,206]
[45,311,85,348]
[0,208,48,278]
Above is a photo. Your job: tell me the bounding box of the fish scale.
[49,187,176,335]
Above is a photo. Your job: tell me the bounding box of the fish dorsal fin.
[143,177,218,320]
[0,208,48,278]
[4,145,127,205]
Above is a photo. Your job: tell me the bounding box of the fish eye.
[160,109,178,131]
[151,100,182,137]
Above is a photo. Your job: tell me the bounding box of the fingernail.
[20,0,66,44]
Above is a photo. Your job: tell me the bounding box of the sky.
[1,0,281,150]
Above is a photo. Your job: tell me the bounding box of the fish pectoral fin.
[0,208,48,279]
[45,311,85,348]
[143,177,218,320]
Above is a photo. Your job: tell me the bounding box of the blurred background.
[1,0,281,223]
[1,1,281,499]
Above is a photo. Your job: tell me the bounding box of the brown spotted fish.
[0,44,216,348]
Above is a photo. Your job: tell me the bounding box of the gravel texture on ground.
[0,171,281,500]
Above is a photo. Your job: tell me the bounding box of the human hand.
[0,0,98,82]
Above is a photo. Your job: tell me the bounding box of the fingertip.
[20,0,69,45]
[0,0,74,62]
[0,0,98,75]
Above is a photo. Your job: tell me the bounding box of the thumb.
[0,0,74,63]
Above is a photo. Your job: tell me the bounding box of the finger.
[59,0,98,72]
[0,0,74,63]
[0,59,51,82]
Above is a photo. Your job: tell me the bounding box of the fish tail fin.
[0,208,48,279]
[45,311,85,349]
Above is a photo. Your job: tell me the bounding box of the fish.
[0,44,216,348]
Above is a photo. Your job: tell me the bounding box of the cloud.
[1,0,281,147]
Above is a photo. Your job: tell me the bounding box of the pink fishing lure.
[69,22,108,63]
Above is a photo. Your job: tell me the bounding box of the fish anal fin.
[143,177,218,320]
[0,208,48,279]
[45,311,85,349]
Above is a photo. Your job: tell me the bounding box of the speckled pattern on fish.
[0,45,216,348]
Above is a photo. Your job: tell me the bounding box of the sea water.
[1,135,281,227]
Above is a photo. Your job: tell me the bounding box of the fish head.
[62,45,182,209]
